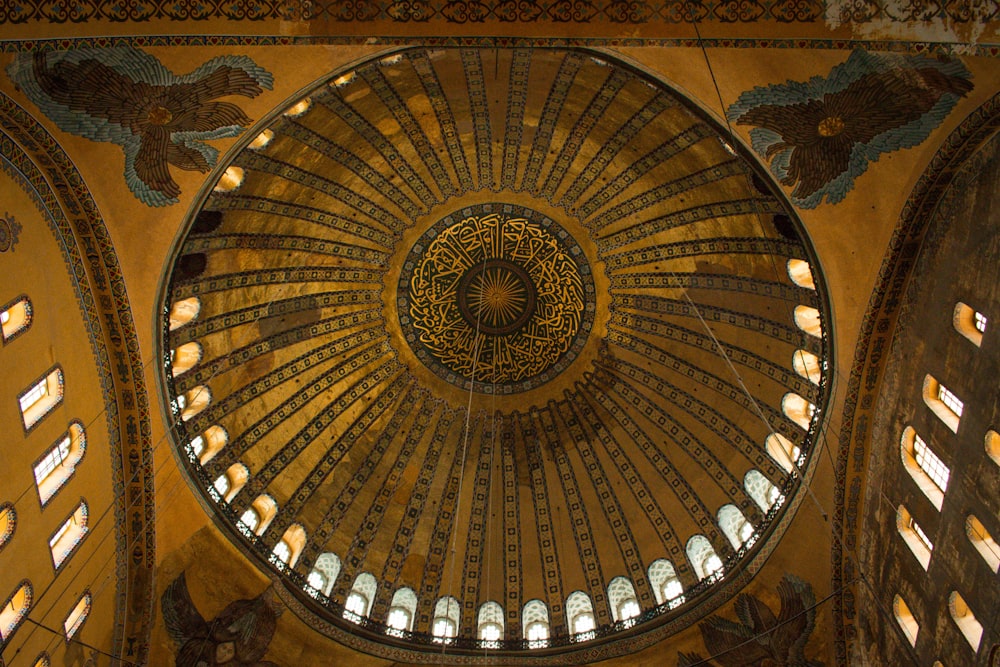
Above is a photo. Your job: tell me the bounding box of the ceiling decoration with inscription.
[160,47,832,663]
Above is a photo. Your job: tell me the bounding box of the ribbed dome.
[160,47,831,661]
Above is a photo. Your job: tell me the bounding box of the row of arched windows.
[0,582,90,646]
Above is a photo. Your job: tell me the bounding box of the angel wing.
[161,572,210,648]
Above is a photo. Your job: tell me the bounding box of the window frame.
[0,295,32,345]
[63,591,92,641]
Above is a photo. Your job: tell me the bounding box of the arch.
[477,601,504,641]
[213,166,244,193]
[718,504,755,550]
[272,524,306,568]
[948,591,983,652]
[647,558,685,608]
[786,259,816,289]
[386,587,418,632]
[345,572,377,619]
[607,576,641,623]
[1,295,32,343]
[240,494,277,536]
[50,500,88,569]
[766,432,800,473]
[170,341,203,377]
[190,425,227,465]
[965,515,1000,573]
[900,426,949,510]
[782,392,816,430]
[565,590,596,635]
[893,594,918,647]
[0,504,14,551]
[896,505,932,570]
[687,535,723,581]
[284,98,312,117]
[19,366,64,430]
[985,430,1000,467]
[213,463,248,503]
[922,374,963,433]
[0,581,32,642]
[953,302,987,347]
[179,385,211,421]
[432,596,461,640]
[793,305,822,338]
[307,553,341,597]
[249,128,274,150]
[792,349,822,384]
[744,469,783,512]
[63,591,91,640]
[34,421,86,505]
[168,297,201,331]
[521,599,549,644]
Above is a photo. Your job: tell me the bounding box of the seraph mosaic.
[677,574,823,667]
[727,49,972,209]
[8,47,273,207]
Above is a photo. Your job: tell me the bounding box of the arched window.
[170,342,203,377]
[521,599,550,644]
[432,596,460,641]
[307,553,341,597]
[271,524,306,569]
[896,505,933,570]
[34,422,86,506]
[477,601,504,642]
[0,581,32,642]
[19,367,64,430]
[792,349,822,384]
[1,295,32,343]
[33,652,50,667]
[793,305,822,338]
[744,469,783,512]
[766,432,801,473]
[344,572,377,620]
[648,558,685,609]
[786,259,815,289]
[178,385,211,421]
[900,426,949,510]
[953,302,987,347]
[965,515,1000,573]
[212,463,248,503]
[189,425,227,465]
[606,576,640,623]
[893,594,918,647]
[718,504,755,550]
[63,591,91,640]
[386,587,417,634]
[782,393,816,431]
[239,495,276,537]
[687,535,723,581]
[249,129,274,150]
[985,430,1000,468]
[213,166,245,193]
[0,504,15,551]
[948,591,983,652]
[283,98,312,117]
[50,501,88,569]
[168,297,201,331]
[922,375,963,433]
[566,591,596,636]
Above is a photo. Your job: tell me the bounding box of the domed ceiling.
[160,47,832,661]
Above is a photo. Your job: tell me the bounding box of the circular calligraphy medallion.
[399,204,594,393]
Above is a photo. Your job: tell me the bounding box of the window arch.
[0,504,15,551]
[687,535,723,581]
[283,98,312,117]
[239,494,276,537]
[965,515,1000,573]
[1,295,32,343]
[521,599,549,644]
[34,422,86,506]
[213,166,245,193]
[213,462,248,503]
[477,601,504,641]
[744,469,783,512]
[271,524,306,569]
[948,591,983,652]
[896,505,933,570]
[953,302,987,347]
[168,297,201,331]
[782,393,816,430]
[50,500,88,569]
[718,504,755,550]
[190,425,227,465]
[648,558,685,608]
[178,385,211,421]
[985,430,1000,468]
[786,259,816,289]
[607,576,641,623]
[170,341,203,377]
[307,553,341,597]
[900,426,949,510]
[63,591,91,640]
[19,367,64,430]
[565,591,596,636]
[893,594,918,647]
[793,305,822,338]
[344,572,377,619]
[0,581,32,643]
[792,349,822,384]
[922,375,963,433]
[432,596,460,640]
[249,129,274,150]
[766,432,800,473]
[386,587,417,633]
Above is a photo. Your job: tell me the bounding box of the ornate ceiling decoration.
[160,47,832,662]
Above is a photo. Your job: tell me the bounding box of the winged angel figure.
[161,572,281,667]
[677,574,822,667]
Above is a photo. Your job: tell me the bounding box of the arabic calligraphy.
[400,205,593,392]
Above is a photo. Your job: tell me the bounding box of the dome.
[159,47,832,661]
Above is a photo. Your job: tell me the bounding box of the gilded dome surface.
[161,47,832,662]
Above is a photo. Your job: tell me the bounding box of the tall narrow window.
[0,504,15,551]
[948,592,983,652]
[566,591,596,637]
[893,594,918,647]
[792,349,822,384]
[607,576,641,624]
[648,558,685,608]
[477,601,504,641]
[63,591,91,640]
[34,422,86,505]
[793,305,822,338]
[177,385,211,421]
[786,259,816,289]
[782,393,816,430]
[344,572,376,620]
[50,501,88,569]
[953,302,987,347]
[896,505,933,570]
[686,535,723,581]
[0,581,32,642]
[718,504,755,549]
[19,367,64,430]
[238,495,276,537]
[1,295,31,343]
[744,469,784,512]
[900,427,949,510]
[522,599,550,644]
[986,430,1000,468]
[212,463,248,503]
[432,596,460,641]
[386,587,417,634]
[922,375,962,433]
[766,432,801,473]
[270,524,306,569]
[307,553,341,597]
[965,515,1000,573]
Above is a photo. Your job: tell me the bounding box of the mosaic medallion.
[399,204,594,392]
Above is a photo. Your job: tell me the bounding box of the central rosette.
[399,204,594,393]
